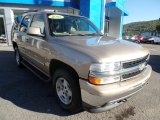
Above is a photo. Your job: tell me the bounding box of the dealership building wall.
[0,0,128,45]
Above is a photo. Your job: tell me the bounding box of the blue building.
[0,0,128,45]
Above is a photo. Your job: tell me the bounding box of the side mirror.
[27,27,45,37]
[20,26,27,32]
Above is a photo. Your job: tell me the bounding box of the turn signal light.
[88,76,102,85]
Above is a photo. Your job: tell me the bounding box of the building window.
[104,7,110,34]
[104,20,109,34]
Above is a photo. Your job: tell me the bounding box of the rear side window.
[30,14,45,34]
[19,15,31,32]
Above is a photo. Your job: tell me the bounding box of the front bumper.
[79,65,152,112]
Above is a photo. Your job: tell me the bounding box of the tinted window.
[19,15,31,32]
[30,14,45,34]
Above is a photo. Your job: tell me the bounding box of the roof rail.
[23,9,38,13]
[43,9,59,12]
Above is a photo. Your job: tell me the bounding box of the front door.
[26,13,50,74]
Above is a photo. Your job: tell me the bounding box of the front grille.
[122,70,142,80]
[121,54,149,80]
[123,55,149,69]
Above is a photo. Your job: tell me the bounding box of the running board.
[21,60,51,82]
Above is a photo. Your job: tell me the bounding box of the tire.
[15,48,23,67]
[151,40,154,44]
[53,69,82,113]
[134,40,140,44]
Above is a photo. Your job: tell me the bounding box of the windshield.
[47,14,102,36]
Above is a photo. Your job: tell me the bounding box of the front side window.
[47,14,102,36]
[30,14,45,34]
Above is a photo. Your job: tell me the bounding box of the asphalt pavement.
[0,43,160,120]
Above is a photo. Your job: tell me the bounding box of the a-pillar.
[80,0,105,33]
[4,8,14,45]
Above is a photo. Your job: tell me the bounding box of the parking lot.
[0,43,160,120]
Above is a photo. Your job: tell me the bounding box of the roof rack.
[23,9,65,14]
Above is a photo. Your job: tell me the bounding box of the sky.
[124,0,160,24]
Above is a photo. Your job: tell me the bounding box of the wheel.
[53,69,82,113]
[151,40,154,44]
[15,48,23,67]
[134,40,140,44]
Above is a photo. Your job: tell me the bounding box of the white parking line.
[149,49,157,51]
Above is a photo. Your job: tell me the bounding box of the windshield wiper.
[52,32,74,37]
[86,33,103,36]
[70,33,100,36]
[54,33,102,37]
[72,34,86,36]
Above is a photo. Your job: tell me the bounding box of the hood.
[55,36,149,63]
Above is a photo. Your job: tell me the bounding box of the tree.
[156,25,160,31]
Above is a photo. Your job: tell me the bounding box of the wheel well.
[50,59,79,80]
[50,59,82,103]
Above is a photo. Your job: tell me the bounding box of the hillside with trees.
[123,19,160,36]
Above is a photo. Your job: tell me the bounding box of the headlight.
[89,62,121,85]
[89,62,121,74]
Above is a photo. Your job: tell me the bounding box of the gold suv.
[12,10,152,113]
